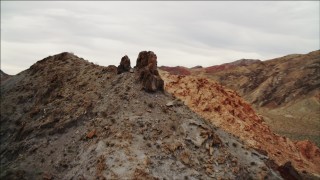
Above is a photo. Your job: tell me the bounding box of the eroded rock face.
[136,51,164,92]
[117,55,131,74]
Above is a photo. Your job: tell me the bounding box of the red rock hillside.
[160,72,320,176]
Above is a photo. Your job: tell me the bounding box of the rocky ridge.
[0,51,285,179]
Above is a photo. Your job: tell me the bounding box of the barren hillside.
[160,72,320,177]
[160,50,320,146]
[0,70,11,83]
[0,52,290,179]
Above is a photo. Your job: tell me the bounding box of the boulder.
[166,101,174,107]
[136,51,164,92]
[117,55,131,74]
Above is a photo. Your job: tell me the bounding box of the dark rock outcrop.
[136,51,164,92]
[117,55,131,74]
[277,161,302,180]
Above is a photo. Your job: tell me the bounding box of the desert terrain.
[0,51,319,179]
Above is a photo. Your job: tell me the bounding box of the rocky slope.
[1,52,285,179]
[160,50,320,147]
[160,72,320,177]
[0,70,11,83]
[202,51,319,108]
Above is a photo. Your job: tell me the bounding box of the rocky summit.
[0,51,318,179]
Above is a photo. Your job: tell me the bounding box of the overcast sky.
[1,1,319,75]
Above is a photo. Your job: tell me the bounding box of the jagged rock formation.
[160,72,320,177]
[0,52,285,179]
[136,51,164,92]
[117,55,131,74]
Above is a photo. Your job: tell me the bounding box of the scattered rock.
[209,147,214,156]
[206,167,214,174]
[181,121,209,147]
[117,55,131,74]
[217,156,226,164]
[42,172,53,180]
[180,151,190,165]
[166,101,174,107]
[87,129,97,139]
[136,51,164,92]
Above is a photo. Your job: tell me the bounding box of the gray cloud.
[1,1,319,74]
